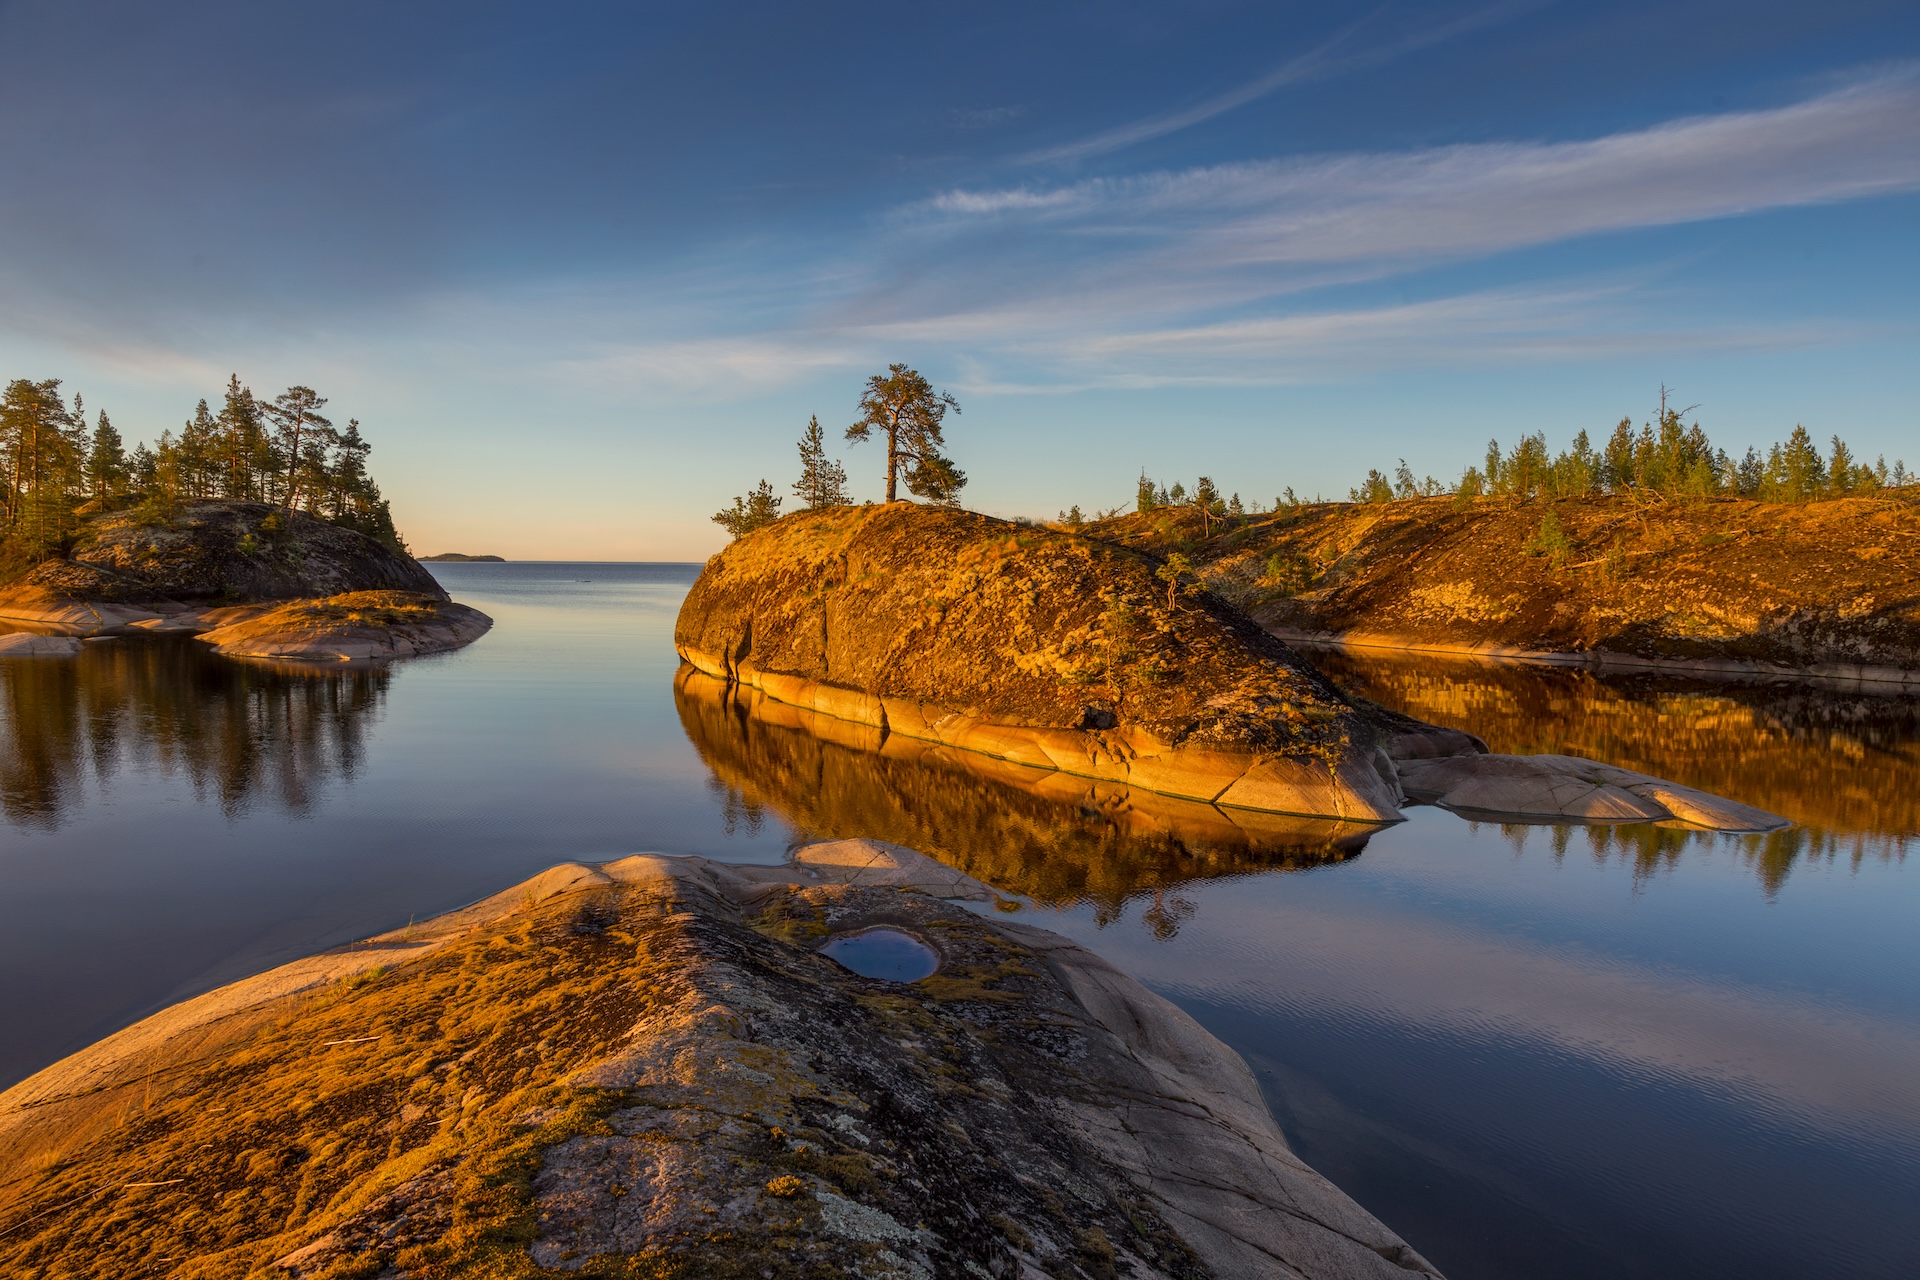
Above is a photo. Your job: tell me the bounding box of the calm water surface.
[3,563,1917,1280]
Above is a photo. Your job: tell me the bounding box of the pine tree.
[844,364,964,504]
[263,386,333,510]
[85,411,127,500]
[713,480,782,539]
[178,399,221,498]
[791,415,849,509]
[1828,435,1857,497]
[1192,475,1224,535]
[0,378,81,555]
[1135,470,1158,513]
[217,375,267,500]
[129,442,158,492]
[1780,425,1825,502]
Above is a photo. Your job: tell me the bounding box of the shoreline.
[1273,627,1920,691]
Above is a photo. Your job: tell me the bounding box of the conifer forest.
[0,375,406,569]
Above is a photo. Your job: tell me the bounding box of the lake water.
[3,562,1916,1279]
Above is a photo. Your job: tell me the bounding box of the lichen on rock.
[0,852,1445,1279]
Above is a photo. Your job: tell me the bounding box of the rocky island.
[1093,493,1920,684]
[0,843,1444,1279]
[0,500,490,663]
[678,503,1785,831]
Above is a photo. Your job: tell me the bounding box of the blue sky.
[1,1,1915,557]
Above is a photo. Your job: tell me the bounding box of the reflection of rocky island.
[678,504,1783,832]
[0,635,385,827]
[1314,646,1919,889]
[0,850,1442,1278]
[0,500,490,661]
[677,664,1368,920]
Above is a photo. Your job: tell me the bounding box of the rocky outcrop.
[1093,493,1920,682]
[676,504,1786,832]
[0,500,447,635]
[0,848,1444,1279]
[190,590,493,662]
[676,504,1440,823]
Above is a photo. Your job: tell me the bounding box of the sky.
[1,0,1916,558]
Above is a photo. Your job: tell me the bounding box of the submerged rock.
[1397,752,1788,830]
[0,849,1443,1279]
[676,504,1442,822]
[0,631,84,656]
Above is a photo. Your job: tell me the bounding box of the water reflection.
[0,635,387,827]
[1310,645,1918,891]
[674,666,1373,925]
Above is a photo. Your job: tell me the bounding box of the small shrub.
[1524,511,1574,567]
[1260,551,1315,597]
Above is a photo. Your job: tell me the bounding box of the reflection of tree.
[0,636,387,828]
[1314,648,1918,893]
[674,666,1374,926]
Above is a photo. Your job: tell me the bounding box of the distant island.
[420,552,505,561]
[0,373,492,662]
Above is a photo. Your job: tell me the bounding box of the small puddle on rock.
[819,928,940,982]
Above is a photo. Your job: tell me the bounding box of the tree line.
[1127,396,1913,532]
[1350,395,1911,507]
[714,364,965,539]
[0,374,405,564]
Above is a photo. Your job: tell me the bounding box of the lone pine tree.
[792,415,849,509]
[845,364,965,504]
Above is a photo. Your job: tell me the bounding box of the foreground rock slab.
[0,846,1442,1279]
[191,591,493,662]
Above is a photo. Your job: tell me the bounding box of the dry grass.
[259,590,446,629]
[1,890,681,1278]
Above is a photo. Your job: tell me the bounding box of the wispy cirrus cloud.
[363,69,1920,400]
[929,69,1920,270]
[1022,0,1552,165]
